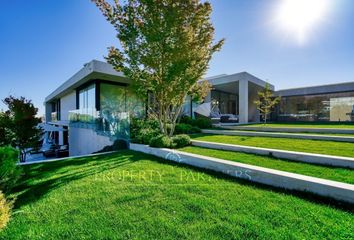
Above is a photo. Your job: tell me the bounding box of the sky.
[0,0,353,115]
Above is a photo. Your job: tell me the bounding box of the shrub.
[180,116,194,125]
[94,139,129,153]
[179,116,212,129]
[0,147,21,193]
[130,118,160,144]
[175,123,201,134]
[172,134,191,148]
[194,118,212,129]
[0,191,11,230]
[112,139,129,150]
[149,135,174,148]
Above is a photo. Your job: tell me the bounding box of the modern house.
[274,82,354,122]
[44,60,145,156]
[44,60,354,157]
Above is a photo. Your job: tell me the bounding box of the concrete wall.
[60,91,76,121]
[69,127,113,156]
[248,83,260,122]
[239,79,248,123]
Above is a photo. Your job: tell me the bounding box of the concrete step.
[130,143,354,204]
[202,129,354,143]
[191,140,354,169]
[223,126,354,134]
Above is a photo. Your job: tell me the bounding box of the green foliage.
[175,123,201,134]
[130,118,160,144]
[180,116,194,125]
[0,147,21,193]
[194,118,212,129]
[171,134,190,148]
[95,139,129,153]
[0,191,12,231]
[93,0,223,136]
[0,113,13,147]
[1,96,42,162]
[149,135,174,148]
[254,84,280,124]
[180,116,212,129]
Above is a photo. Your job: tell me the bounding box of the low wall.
[191,140,354,169]
[202,129,354,143]
[130,143,354,204]
[225,126,354,134]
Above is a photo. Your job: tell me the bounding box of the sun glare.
[274,0,331,44]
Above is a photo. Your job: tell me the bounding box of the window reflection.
[278,92,354,122]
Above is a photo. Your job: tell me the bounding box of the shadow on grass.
[12,149,354,213]
[147,154,354,213]
[12,151,139,209]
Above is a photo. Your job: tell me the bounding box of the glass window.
[278,91,354,122]
[79,84,96,110]
[211,90,238,115]
[100,83,145,118]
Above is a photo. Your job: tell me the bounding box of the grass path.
[190,134,354,158]
[0,151,353,239]
[180,146,354,184]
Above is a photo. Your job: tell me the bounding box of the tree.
[93,0,224,136]
[2,96,42,162]
[254,84,280,124]
[0,112,13,146]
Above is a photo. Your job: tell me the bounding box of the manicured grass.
[241,122,354,129]
[180,146,354,184]
[212,128,354,137]
[1,151,353,239]
[191,134,354,158]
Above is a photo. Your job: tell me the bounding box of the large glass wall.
[100,83,145,118]
[211,90,238,115]
[277,91,354,122]
[99,83,144,138]
[70,82,144,140]
[79,84,96,110]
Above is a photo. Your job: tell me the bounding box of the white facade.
[44,60,271,156]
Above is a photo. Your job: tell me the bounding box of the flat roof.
[200,72,274,90]
[45,60,128,103]
[275,81,354,97]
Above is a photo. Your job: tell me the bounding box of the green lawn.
[180,146,354,184]
[212,128,354,137]
[1,151,353,239]
[191,134,354,158]
[241,122,354,129]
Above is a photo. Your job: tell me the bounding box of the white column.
[239,80,248,124]
[59,131,64,145]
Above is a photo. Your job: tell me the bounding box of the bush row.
[130,118,191,148]
[0,147,21,193]
[180,116,212,129]
[149,134,191,148]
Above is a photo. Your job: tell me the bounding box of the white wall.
[60,91,76,121]
[69,127,113,156]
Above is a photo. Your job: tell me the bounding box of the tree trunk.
[168,105,183,137]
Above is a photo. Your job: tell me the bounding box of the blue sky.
[0,0,353,115]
